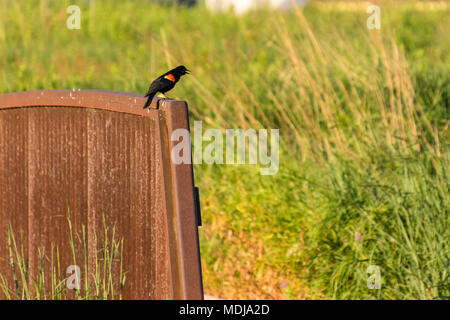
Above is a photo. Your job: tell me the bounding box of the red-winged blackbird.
[143,65,190,109]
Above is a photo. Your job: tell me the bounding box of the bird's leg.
[162,93,172,100]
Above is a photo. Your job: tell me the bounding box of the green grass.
[0,211,126,300]
[0,0,448,299]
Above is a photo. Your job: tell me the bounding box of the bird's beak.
[186,69,191,74]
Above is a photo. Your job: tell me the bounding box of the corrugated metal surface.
[0,90,203,300]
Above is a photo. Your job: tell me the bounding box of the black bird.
[143,65,190,109]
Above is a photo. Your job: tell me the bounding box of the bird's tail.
[143,92,156,109]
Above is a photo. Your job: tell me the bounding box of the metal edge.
[158,103,182,299]
[160,100,204,300]
[0,90,184,117]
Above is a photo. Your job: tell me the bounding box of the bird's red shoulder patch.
[164,74,176,82]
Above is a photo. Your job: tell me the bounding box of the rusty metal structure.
[0,90,203,300]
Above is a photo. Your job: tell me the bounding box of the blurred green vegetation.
[0,0,448,299]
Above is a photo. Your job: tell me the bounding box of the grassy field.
[0,0,449,299]
[1,213,126,300]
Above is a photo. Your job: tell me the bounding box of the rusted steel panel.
[27,108,88,300]
[0,109,29,300]
[0,90,202,300]
[86,110,172,299]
